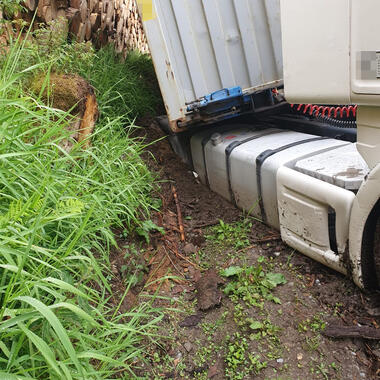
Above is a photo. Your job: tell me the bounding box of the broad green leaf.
[0,312,41,331]
[220,266,243,277]
[18,322,63,378]
[266,272,287,287]
[249,321,263,330]
[0,373,35,380]
[15,296,83,376]
[51,302,99,327]
[0,341,10,358]
[42,277,90,300]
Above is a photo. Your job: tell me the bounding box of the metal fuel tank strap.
[256,137,328,223]
[225,129,283,206]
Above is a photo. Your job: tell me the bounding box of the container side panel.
[248,0,278,82]
[202,0,235,88]
[155,0,195,103]
[233,0,264,86]
[171,0,222,98]
[203,0,250,89]
[264,0,283,76]
[144,16,184,120]
[145,0,283,127]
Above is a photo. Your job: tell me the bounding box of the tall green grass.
[81,47,163,120]
[0,37,163,378]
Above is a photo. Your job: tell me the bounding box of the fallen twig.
[193,220,220,229]
[237,244,257,253]
[163,246,186,281]
[164,240,202,270]
[172,185,185,242]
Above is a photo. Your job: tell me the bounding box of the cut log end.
[19,0,149,55]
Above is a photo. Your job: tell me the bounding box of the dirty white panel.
[295,144,369,190]
[142,0,283,126]
[277,166,355,273]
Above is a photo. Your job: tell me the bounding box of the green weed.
[220,260,287,309]
[298,313,326,333]
[201,311,228,336]
[0,0,23,16]
[0,36,163,378]
[207,219,251,250]
[225,332,267,379]
[304,335,321,352]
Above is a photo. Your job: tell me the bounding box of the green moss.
[30,73,92,114]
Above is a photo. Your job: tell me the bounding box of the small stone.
[288,282,294,287]
[360,373,366,378]
[179,313,203,328]
[175,351,182,361]
[184,342,193,352]
[276,358,284,364]
[315,279,321,285]
[297,353,303,360]
[274,251,281,257]
[184,243,198,255]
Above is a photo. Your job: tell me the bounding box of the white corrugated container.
[140,0,283,131]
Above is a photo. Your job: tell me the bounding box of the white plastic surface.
[204,127,279,201]
[229,134,346,228]
[280,0,350,104]
[190,125,372,278]
[190,124,249,185]
[277,167,355,274]
[143,0,283,127]
[280,0,380,105]
[295,144,369,190]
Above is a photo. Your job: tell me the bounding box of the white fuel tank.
[191,125,348,229]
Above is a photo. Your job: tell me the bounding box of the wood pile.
[5,0,149,55]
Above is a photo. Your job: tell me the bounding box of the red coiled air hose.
[291,104,357,118]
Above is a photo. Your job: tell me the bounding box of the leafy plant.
[0,0,23,16]
[225,332,267,379]
[298,313,326,333]
[4,18,162,120]
[221,261,286,309]
[136,220,165,243]
[80,46,163,120]
[207,219,251,250]
[248,318,281,344]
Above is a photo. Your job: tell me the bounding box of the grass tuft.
[0,34,163,378]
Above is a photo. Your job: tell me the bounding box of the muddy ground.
[120,122,380,379]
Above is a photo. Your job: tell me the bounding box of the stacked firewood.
[19,0,149,54]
